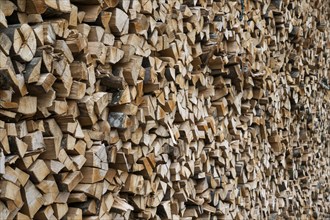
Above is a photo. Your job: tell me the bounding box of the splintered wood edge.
[14,24,37,62]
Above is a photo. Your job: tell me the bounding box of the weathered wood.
[0,9,8,28]
[0,0,328,219]
[20,181,44,218]
[109,8,129,36]
[2,24,36,62]
[0,33,11,56]
[22,131,45,151]
[28,159,51,183]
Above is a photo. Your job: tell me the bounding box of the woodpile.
[0,0,329,219]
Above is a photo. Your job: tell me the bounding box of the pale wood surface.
[0,0,329,219]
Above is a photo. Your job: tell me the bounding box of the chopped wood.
[0,0,329,219]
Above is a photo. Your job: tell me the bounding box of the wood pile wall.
[0,0,329,219]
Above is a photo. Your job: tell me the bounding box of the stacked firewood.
[0,0,329,219]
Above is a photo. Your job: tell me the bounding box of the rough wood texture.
[0,0,329,219]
